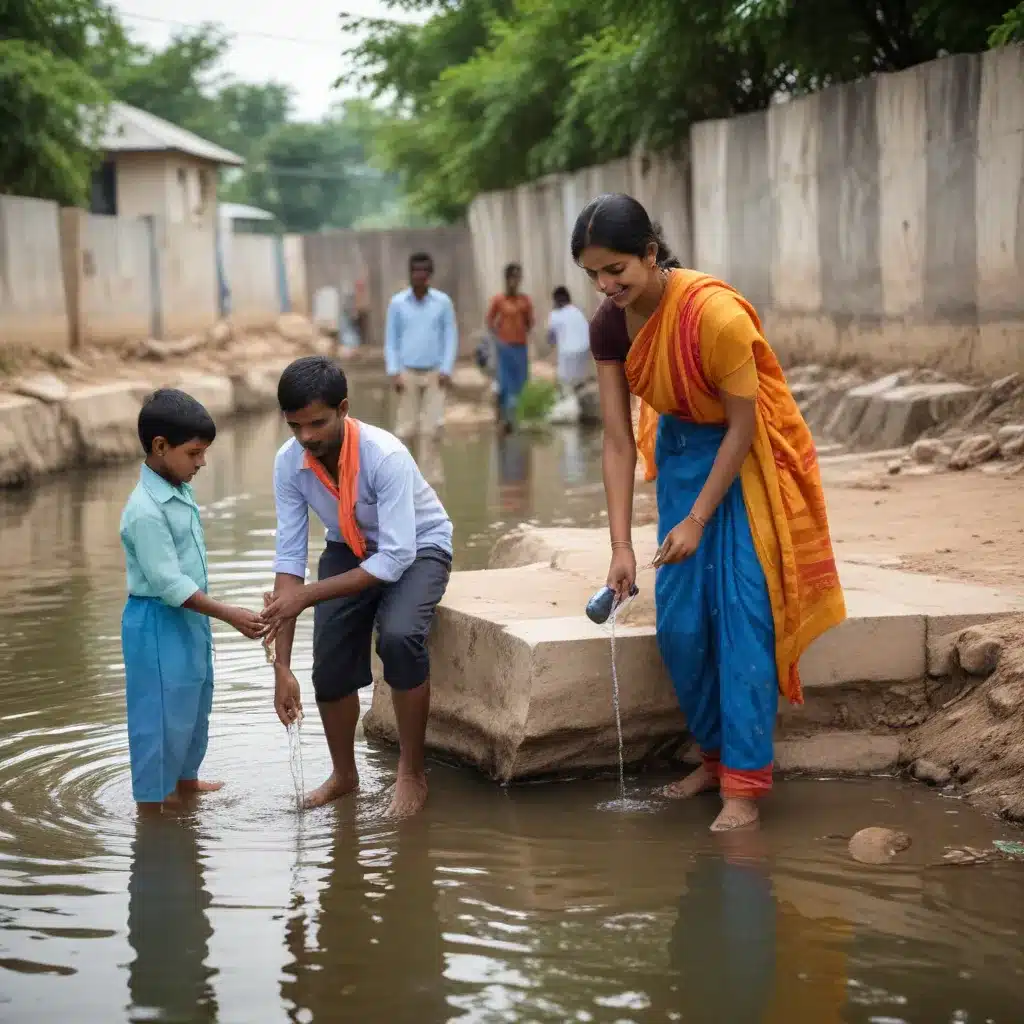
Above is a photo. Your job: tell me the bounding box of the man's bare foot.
[302,771,359,809]
[385,772,428,818]
[177,779,224,794]
[710,797,759,833]
[660,763,720,800]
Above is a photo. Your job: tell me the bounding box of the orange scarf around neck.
[625,270,846,705]
[303,416,366,559]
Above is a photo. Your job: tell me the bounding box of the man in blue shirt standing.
[263,356,453,818]
[385,252,458,445]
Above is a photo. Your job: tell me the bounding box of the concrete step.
[364,558,1024,783]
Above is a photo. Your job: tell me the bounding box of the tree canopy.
[345,0,1023,221]
[0,3,406,229]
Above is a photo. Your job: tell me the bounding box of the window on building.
[89,160,117,216]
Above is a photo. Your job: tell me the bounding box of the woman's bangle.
[687,511,706,530]
[610,540,633,551]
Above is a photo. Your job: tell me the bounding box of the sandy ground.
[628,460,1024,592]
[821,467,1024,590]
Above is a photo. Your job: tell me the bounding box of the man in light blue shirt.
[262,356,453,818]
[385,251,458,442]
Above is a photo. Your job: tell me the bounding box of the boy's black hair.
[409,251,433,273]
[138,388,216,454]
[552,285,571,304]
[504,262,522,278]
[277,355,349,413]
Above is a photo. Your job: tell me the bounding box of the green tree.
[346,0,1023,222]
[0,0,123,204]
[239,102,406,231]
[990,1,1024,43]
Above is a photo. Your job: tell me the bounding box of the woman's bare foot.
[303,771,359,809]
[177,779,224,794]
[710,797,759,833]
[660,763,720,800]
[386,772,428,818]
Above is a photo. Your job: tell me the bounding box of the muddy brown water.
[2,401,1024,1023]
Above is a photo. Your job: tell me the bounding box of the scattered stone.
[912,758,952,786]
[990,372,1021,404]
[886,459,902,475]
[949,434,999,470]
[230,366,280,414]
[942,846,995,866]
[909,438,953,465]
[986,682,1021,718]
[276,313,315,344]
[996,424,1024,459]
[12,372,69,404]
[848,827,912,865]
[956,628,1003,677]
[208,320,232,346]
[140,336,205,361]
[57,352,90,374]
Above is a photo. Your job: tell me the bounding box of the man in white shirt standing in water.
[546,285,592,395]
[263,356,453,817]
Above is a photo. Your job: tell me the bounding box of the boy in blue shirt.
[120,389,264,811]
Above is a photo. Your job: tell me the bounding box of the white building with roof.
[91,102,244,232]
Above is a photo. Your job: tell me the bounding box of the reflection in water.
[127,817,216,1022]
[496,430,531,515]
[2,409,1024,1022]
[282,819,446,1024]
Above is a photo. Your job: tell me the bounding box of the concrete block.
[362,548,1024,782]
[63,382,150,463]
[824,372,909,442]
[851,382,978,450]
[774,732,901,774]
[799,613,926,688]
[0,393,70,485]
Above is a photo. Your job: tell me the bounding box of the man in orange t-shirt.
[486,262,534,430]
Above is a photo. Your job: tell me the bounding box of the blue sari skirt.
[122,597,214,803]
[654,415,778,798]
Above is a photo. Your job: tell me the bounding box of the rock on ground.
[950,434,999,470]
[12,373,69,404]
[848,827,913,865]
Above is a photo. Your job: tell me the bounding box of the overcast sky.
[110,0,420,120]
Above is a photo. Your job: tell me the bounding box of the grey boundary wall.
[469,46,1024,378]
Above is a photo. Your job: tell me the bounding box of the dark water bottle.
[585,584,639,625]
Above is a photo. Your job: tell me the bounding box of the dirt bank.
[0,320,499,487]
[910,617,1024,822]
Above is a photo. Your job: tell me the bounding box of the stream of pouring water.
[601,564,656,814]
[264,614,307,811]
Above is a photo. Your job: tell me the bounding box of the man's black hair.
[277,355,349,414]
[409,251,434,273]
[552,285,571,304]
[138,388,216,454]
[504,262,522,278]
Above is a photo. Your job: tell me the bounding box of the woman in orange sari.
[572,194,846,832]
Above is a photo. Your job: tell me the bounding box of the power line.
[117,8,413,46]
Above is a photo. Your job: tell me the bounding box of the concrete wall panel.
[0,196,69,353]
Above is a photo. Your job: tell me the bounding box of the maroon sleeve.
[589,299,630,362]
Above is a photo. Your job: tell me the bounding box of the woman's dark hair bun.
[570,193,681,269]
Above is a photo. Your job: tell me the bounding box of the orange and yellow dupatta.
[626,270,846,705]
[302,416,367,558]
